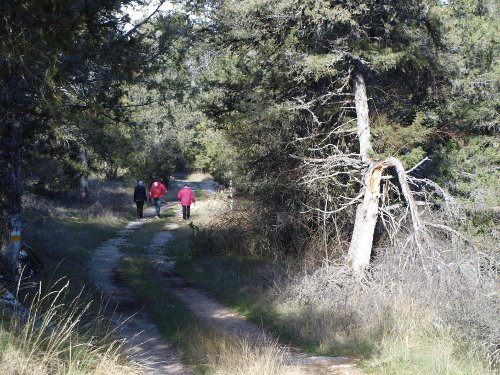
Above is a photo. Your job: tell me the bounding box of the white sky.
[121,1,174,32]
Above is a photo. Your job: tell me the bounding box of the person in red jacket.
[149,178,167,218]
[177,184,195,220]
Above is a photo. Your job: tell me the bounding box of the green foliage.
[436,136,500,209]
[438,1,499,133]
[371,112,432,168]
[187,0,448,256]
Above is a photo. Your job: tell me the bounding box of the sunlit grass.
[119,256,289,375]
[0,282,139,375]
[166,193,499,375]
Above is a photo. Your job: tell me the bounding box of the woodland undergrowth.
[0,178,137,374]
[190,193,499,375]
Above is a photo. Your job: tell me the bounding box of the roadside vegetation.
[166,193,498,375]
[0,178,139,374]
[118,207,288,375]
[0,281,138,375]
[22,179,134,297]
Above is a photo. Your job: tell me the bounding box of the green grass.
[120,207,176,256]
[163,216,498,374]
[119,257,193,342]
[163,228,326,353]
[163,222,385,360]
[21,179,138,301]
[119,238,288,375]
[24,216,128,301]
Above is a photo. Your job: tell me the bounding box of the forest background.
[0,0,498,373]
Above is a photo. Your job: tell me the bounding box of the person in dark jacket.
[134,181,148,219]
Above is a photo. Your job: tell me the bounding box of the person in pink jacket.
[177,184,195,220]
[149,178,167,218]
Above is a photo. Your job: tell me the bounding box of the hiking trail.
[88,175,365,375]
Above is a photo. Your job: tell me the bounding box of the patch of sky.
[120,0,175,33]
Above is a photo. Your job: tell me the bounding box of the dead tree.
[346,71,421,272]
[293,69,426,272]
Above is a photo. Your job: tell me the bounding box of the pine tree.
[0,0,142,284]
[192,0,446,266]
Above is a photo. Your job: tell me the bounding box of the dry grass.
[182,326,288,375]
[0,282,140,375]
[270,242,499,374]
[0,178,139,374]
[188,193,499,374]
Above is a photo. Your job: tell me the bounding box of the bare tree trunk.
[347,157,421,271]
[0,116,23,285]
[347,163,383,270]
[79,148,89,201]
[346,70,421,272]
[346,70,375,271]
[353,71,372,164]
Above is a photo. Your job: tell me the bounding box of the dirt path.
[88,203,190,375]
[89,176,365,375]
[146,179,365,375]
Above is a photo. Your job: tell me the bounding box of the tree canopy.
[0,0,498,278]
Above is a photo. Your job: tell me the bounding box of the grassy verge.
[26,218,127,290]
[163,198,497,375]
[164,225,315,353]
[21,179,137,298]
[117,200,288,374]
[0,179,140,373]
[0,282,139,374]
[167,231,497,374]
[119,255,288,375]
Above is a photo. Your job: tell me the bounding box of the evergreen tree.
[0,0,145,284]
[191,0,446,260]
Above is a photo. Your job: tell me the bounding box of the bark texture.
[347,157,421,271]
[79,148,90,201]
[0,116,23,284]
[353,71,373,164]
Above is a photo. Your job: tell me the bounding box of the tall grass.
[261,249,498,374]
[0,281,139,374]
[373,301,491,375]
[181,326,288,375]
[181,194,499,374]
[0,178,140,373]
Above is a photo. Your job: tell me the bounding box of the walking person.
[177,184,195,220]
[149,177,167,218]
[134,181,148,219]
